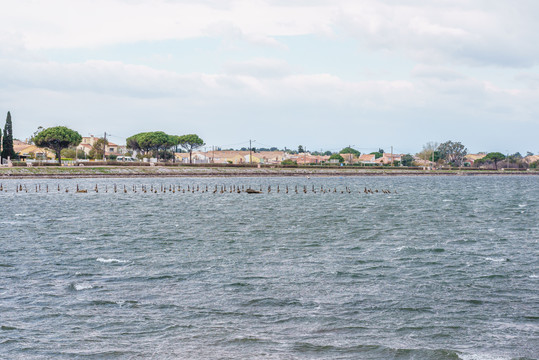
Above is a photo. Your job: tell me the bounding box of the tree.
[127,131,178,161]
[484,152,506,170]
[178,134,205,164]
[298,145,305,153]
[32,126,82,165]
[329,154,345,163]
[339,147,361,157]
[1,111,15,160]
[401,154,414,166]
[416,141,439,162]
[437,141,467,166]
[370,151,383,159]
[61,148,86,159]
[89,138,108,160]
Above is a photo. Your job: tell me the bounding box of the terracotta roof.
[359,154,376,162]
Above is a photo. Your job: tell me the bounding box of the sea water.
[0,176,538,359]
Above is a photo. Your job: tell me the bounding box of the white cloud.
[337,1,539,67]
[224,58,291,78]
[411,65,464,81]
[2,0,539,152]
[2,0,539,68]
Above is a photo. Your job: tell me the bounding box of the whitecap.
[485,257,506,262]
[530,274,538,278]
[76,237,87,241]
[96,258,129,264]
[460,354,510,360]
[73,283,93,291]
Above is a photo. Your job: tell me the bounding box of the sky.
[1,0,538,155]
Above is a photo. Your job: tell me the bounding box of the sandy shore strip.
[0,166,537,178]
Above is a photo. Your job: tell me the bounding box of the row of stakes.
[1,183,396,194]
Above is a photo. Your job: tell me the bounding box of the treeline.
[4,109,537,169]
[26,124,205,165]
[416,141,537,169]
[126,132,204,163]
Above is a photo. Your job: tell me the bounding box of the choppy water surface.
[1,176,538,359]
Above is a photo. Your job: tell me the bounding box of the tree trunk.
[56,148,62,165]
[189,150,192,164]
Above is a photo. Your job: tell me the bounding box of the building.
[291,153,330,165]
[375,153,403,165]
[13,140,56,160]
[77,135,123,157]
[358,154,376,164]
[175,150,290,164]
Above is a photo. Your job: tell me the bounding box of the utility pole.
[103,132,107,162]
[249,140,252,164]
[391,146,393,166]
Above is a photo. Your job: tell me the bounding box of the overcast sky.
[1,0,538,154]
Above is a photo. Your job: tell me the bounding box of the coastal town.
[1,113,538,170]
[7,134,539,170]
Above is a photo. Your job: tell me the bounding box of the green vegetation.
[32,126,82,165]
[329,154,345,163]
[484,152,506,170]
[281,159,297,166]
[437,141,467,166]
[401,154,414,167]
[89,137,108,160]
[126,131,179,160]
[339,147,361,157]
[60,148,86,159]
[370,149,384,159]
[178,134,205,164]
[1,111,15,160]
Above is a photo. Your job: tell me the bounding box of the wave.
[69,282,94,291]
[292,342,461,359]
[96,258,129,264]
[459,353,514,360]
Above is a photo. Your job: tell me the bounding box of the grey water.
[0,176,538,359]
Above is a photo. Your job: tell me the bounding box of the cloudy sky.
[1,0,538,154]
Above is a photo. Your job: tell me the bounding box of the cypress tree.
[2,111,15,160]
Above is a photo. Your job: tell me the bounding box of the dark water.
[1,176,538,359]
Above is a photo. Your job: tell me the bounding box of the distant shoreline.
[0,166,537,179]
